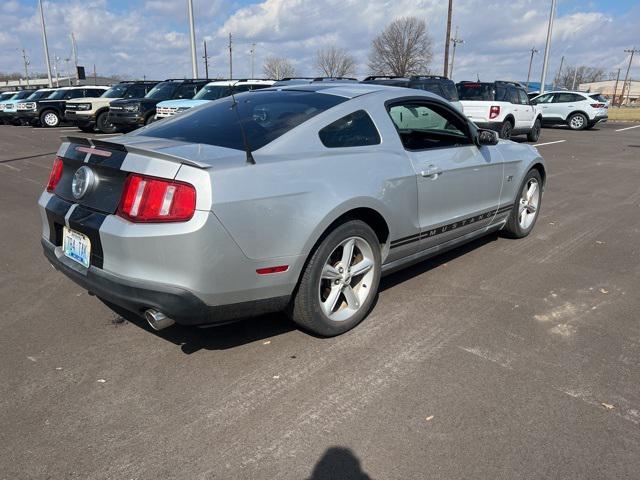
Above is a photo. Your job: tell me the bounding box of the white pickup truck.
[457,81,543,141]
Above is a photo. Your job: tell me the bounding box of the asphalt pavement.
[1,122,639,479]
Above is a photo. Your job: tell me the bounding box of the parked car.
[0,90,37,124]
[108,79,210,132]
[65,81,159,133]
[15,86,109,128]
[0,91,18,107]
[457,81,543,141]
[155,79,275,120]
[14,88,57,125]
[530,91,608,130]
[362,75,461,110]
[39,84,545,337]
[273,77,358,87]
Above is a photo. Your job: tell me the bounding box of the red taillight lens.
[117,173,196,222]
[46,157,64,192]
[590,103,605,108]
[489,105,501,119]
[256,265,289,275]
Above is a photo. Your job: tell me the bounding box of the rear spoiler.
[59,135,211,168]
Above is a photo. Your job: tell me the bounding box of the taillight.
[117,173,196,222]
[590,103,605,108]
[46,157,64,192]
[489,105,501,119]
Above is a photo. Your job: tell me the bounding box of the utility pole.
[70,32,78,84]
[93,64,97,85]
[612,68,621,106]
[38,0,53,87]
[53,55,60,87]
[571,67,578,90]
[553,55,564,89]
[187,0,198,78]
[449,27,464,80]
[443,0,453,77]
[21,49,31,87]
[228,33,233,79]
[202,41,210,79]
[539,0,556,94]
[65,57,72,86]
[621,48,639,107]
[525,46,539,90]
[250,43,256,79]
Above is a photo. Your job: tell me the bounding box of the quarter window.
[319,110,380,148]
[388,102,470,150]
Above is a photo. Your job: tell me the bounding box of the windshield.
[14,91,35,100]
[457,83,495,101]
[145,82,178,100]
[101,85,129,98]
[137,90,347,151]
[26,90,53,101]
[46,89,72,100]
[0,93,16,101]
[193,85,234,100]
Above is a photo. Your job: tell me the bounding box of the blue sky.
[1,0,638,82]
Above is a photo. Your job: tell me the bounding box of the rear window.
[457,83,495,101]
[589,93,607,102]
[137,90,347,151]
[411,80,459,101]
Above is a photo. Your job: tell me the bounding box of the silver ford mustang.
[39,83,545,336]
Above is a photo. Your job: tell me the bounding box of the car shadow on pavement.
[307,447,372,480]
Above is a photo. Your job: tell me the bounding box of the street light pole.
[187,0,198,78]
[38,0,53,87]
[449,27,464,80]
[202,40,210,79]
[525,47,539,90]
[539,0,556,95]
[21,49,31,87]
[228,33,233,79]
[250,43,256,79]
[620,48,639,106]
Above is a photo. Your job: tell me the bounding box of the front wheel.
[40,110,60,128]
[499,120,513,139]
[502,169,542,239]
[568,113,587,130]
[289,220,381,336]
[96,111,117,134]
[527,119,541,142]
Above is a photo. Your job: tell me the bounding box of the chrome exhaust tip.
[144,309,175,331]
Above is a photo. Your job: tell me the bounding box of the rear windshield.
[457,83,496,101]
[137,90,346,151]
[411,80,459,101]
[589,93,608,102]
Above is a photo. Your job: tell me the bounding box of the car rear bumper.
[473,121,501,132]
[590,114,608,125]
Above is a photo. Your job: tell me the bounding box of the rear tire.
[289,220,381,337]
[499,119,513,139]
[527,118,541,142]
[568,113,587,130]
[96,111,117,134]
[502,169,542,239]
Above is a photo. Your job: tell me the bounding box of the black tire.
[502,169,543,239]
[499,119,513,139]
[568,112,587,130]
[144,114,155,126]
[96,111,117,134]
[40,110,60,128]
[289,220,382,337]
[585,123,595,130]
[527,118,541,142]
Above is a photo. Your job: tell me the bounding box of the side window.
[532,93,554,104]
[387,102,470,150]
[555,93,582,103]
[126,85,147,98]
[175,84,197,99]
[318,110,380,148]
[570,93,587,102]
[65,90,78,99]
[517,89,529,105]
[85,89,102,97]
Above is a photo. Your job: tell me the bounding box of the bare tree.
[263,56,296,80]
[557,65,606,89]
[314,46,357,77]
[368,17,433,76]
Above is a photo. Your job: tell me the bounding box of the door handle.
[421,165,443,178]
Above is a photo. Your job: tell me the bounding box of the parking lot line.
[533,140,566,147]
[615,124,640,132]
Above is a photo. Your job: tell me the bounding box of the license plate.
[62,227,91,268]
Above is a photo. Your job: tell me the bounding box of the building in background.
[579,80,639,105]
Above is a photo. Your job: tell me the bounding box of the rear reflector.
[590,103,605,108]
[46,157,64,192]
[489,105,501,119]
[256,265,289,275]
[117,173,196,222]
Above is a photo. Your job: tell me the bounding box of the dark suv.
[361,75,461,108]
[18,86,109,128]
[65,81,160,133]
[108,79,210,132]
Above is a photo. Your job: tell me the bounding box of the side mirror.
[477,129,499,146]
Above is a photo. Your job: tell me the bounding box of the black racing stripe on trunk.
[62,143,88,162]
[45,195,73,245]
[67,206,107,269]
[85,149,127,169]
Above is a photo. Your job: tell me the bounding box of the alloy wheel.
[43,112,59,127]
[570,115,585,129]
[518,178,540,230]
[319,236,376,322]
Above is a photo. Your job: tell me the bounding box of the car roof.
[265,82,389,99]
[204,79,275,87]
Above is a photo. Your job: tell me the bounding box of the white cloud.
[0,0,637,82]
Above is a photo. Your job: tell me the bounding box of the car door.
[516,89,534,128]
[531,93,556,120]
[548,92,578,121]
[387,99,504,250]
